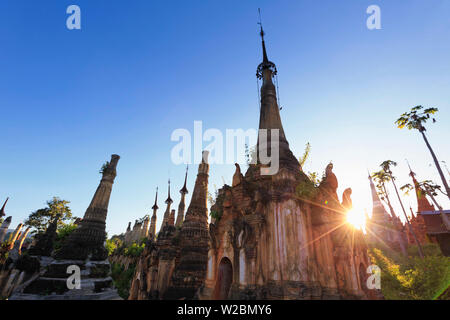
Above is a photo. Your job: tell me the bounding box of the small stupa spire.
[256,8,277,80]
[0,197,8,218]
[161,180,173,229]
[152,187,159,210]
[176,166,189,228]
[165,179,173,204]
[406,160,434,213]
[180,165,189,195]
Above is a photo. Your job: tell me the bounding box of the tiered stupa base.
[9,257,121,300]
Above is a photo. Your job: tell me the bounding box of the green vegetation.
[298,142,311,169]
[106,237,123,256]
[370,244,450,300]
[24,197,76,233]
[123,242,145,257]
[396,106,450,199]
[210,189,225,222]
[295,178,319,201]
[53,223,77,252]
[111,263,135,299]
[0,242,11,265]
[295,171,324,201]
[99,161,110,174]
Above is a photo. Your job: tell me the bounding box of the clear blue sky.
[1,0,449,236]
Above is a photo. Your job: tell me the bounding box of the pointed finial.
[409,206,414,217]
[256,9,277,80]
[0,197,9,218]
[258,8,268,64]
[165,179,173,204]
[258,8,265,40]
[152,187,159,210]
[406,159,415,177]
[180,165,189,195]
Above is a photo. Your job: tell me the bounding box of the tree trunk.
[382,183,408,256]
[383,184,396,218]
[390,175,424,259]
[421,131,450,200]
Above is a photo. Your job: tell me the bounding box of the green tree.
[396,106,450,199]
[24,197,74,233]
[371,170,397,217]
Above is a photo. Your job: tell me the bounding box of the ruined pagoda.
[56,154,120,261]
[201,23,374,300]
[11,154,121,300]
[128,22,377,300]
[164,151,210,299]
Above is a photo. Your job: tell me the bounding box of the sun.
[346,208,366,231]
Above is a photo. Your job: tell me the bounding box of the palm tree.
[380,160,424,258]
[372,170,397,218]
[401,179,446,209]
[396,106,450,199]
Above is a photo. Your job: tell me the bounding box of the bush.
[53,224,77,251]
[111,263,136,299]
[407,243,442,258]
[123,242,145,257]
[370,247,450,300]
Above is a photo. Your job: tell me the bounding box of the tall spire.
[161,180,173,229]
[176,166,189,228]
[407,161,434,213]
[0,197,9,218]
[149,187,158,239]
[255,10,299,173]
[368,172,391,221]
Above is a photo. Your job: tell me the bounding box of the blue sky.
[1,0,449,235]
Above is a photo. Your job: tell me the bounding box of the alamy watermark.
[66,265,81,290]
[66,5,81,30]
[367,5,381,30]
[366,264,381,290]
[171,121,280,175]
